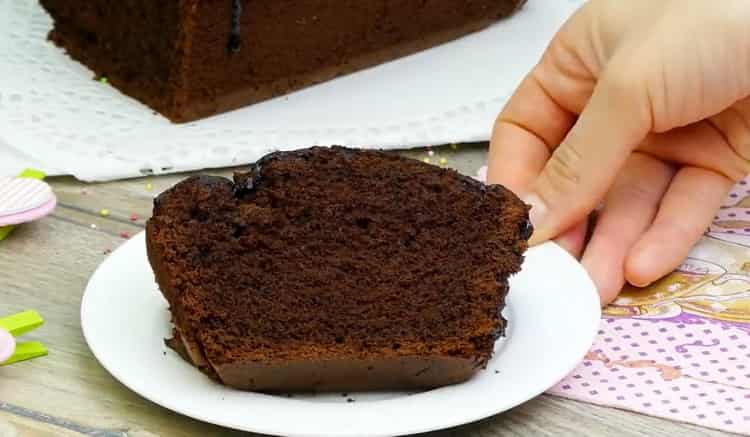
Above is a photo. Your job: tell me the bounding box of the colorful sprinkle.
[100,77,108,84]
[145,183,154,191]
[100,208,110,217]
[90,224,97,230]
[129,213,139,222]
[422,157,431,164]
[427,150,435,157]
[120,231,130,239]
[439,157,448,166]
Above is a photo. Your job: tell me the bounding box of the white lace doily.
[0,0,582,181]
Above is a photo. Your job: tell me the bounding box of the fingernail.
[582,252,624,306]
[629,279,653,288]
[522,193,548,244]
[624,242,657,288]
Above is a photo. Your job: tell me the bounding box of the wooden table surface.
[0,144,735,437]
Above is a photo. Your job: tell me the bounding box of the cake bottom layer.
[215,355,478,392]
[169,328,478,392]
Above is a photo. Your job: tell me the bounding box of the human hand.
[488,0,750,304]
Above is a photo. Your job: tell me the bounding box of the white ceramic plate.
[82,232,600,437]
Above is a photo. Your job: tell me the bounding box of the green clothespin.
[0,310,48,366]
[0,168,47,241]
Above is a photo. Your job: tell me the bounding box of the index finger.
[487,69,575,194]
[487,12,597,195]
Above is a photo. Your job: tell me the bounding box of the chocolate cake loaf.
[146,146,531,391]
[39,0,525,122]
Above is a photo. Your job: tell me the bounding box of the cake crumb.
[494,370,500,374]
[346,398,355,403]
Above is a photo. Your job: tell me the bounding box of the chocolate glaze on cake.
[228,0,242,53]
[39,0,526,122]
[146,146,531,391]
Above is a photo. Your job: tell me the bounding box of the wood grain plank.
[0,409,90,437]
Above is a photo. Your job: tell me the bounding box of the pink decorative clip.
[0,169,55,240]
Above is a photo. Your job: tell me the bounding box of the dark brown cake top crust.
[147,147,530,370]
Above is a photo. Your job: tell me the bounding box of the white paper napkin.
[0,0,583,181]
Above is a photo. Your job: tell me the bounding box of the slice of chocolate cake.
[39,0,526,122]
[146,146,531,391]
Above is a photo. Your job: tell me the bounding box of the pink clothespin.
[0,169,56,241]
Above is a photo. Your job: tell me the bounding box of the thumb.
[525,65,653,245]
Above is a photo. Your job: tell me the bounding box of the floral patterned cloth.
[551,179,750,435]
